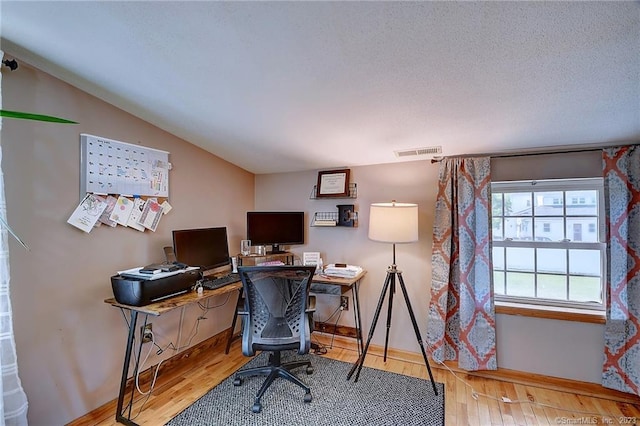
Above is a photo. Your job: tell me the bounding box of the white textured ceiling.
[1,1,639,174]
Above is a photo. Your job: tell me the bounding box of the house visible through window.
[491,178,605,310]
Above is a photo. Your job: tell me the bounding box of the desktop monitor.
[246,211,305,254]
[172,227,230,271]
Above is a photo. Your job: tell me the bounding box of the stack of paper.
[257,260,285,266]
[313,219,337,226]
[324,264,363,278]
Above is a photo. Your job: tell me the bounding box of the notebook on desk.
[139,262,187,274]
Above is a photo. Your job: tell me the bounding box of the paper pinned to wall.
[137,199,163,232]
[67,193,108,233]
[161,201,173,214]
[110,196,134,226]
[98,195,118,227]
[127,198,146,232]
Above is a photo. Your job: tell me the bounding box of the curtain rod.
[429,145,627,164]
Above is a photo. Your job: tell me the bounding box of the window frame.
[491,178,606,312]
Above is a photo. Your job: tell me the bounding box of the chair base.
[233,351,313,413]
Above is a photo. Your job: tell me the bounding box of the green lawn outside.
[494,270,601,303]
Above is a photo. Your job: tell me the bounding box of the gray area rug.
[166,351,444,426]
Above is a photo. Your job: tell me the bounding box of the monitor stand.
[267,244,286,254]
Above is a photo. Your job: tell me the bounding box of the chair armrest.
[237,295,247,315]
[306,295,316,314]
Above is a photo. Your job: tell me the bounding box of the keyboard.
[199,273,240,290]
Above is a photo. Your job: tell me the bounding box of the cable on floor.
[311,303,344,354]
[422,339,629,421]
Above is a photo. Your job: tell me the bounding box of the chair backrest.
[238,265,316,357]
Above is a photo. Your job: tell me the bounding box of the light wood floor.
[71,334,640,425]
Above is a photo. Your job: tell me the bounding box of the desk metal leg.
[351,280,364,356]
[116,310,138,425]
[116,311,149,426]
[225,288,243,354]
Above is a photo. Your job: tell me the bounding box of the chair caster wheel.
[304,392,312,403]
[252,402,262,413]
[306,366,314,374]
[233,378,243,386]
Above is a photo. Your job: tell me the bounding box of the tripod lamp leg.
[347,271,393,382]
[396,272,439,395]
[383,272,395,362]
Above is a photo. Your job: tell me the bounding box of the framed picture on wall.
[317,169,350,198]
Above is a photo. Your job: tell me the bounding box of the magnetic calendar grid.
[80,134,170,198]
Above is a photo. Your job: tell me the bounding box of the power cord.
[328,308,343,350]
[312,302,344,354]
[197,291,232,310]
[171,292,233,352]
[116,291,234,418]
[114,317,161,420]
[118,292,233,394]
[422,340,628,421]
[135,330,165,395]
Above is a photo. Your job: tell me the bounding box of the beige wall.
[256,152,605,385]
[2,61,254,425]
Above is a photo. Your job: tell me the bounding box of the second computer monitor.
[172,227,230,272]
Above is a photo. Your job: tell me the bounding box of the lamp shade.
[368,202,418,243]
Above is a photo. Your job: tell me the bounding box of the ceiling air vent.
[394,146,442,158]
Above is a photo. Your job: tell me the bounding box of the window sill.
[495,301,606,324]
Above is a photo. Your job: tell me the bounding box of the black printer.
[111,269,199,306]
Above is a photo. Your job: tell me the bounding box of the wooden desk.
[105,282,241,426]
[105,269,366,425]
[311,271,367,356]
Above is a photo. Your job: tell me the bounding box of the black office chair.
[233,265,316,413]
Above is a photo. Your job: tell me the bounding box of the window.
[491,178,605,310]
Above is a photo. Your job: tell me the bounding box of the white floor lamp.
[347,201,438,395]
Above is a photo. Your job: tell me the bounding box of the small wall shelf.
[310,183,357,200]
[237,252,294,266]
[311,209,358,228]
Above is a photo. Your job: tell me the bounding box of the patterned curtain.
[602,145,640,396]
[426,157,496,371]
[0,50,30,425]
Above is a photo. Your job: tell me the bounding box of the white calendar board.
[80,134,170,198]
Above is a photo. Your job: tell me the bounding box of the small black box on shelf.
[337,204,355,227]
